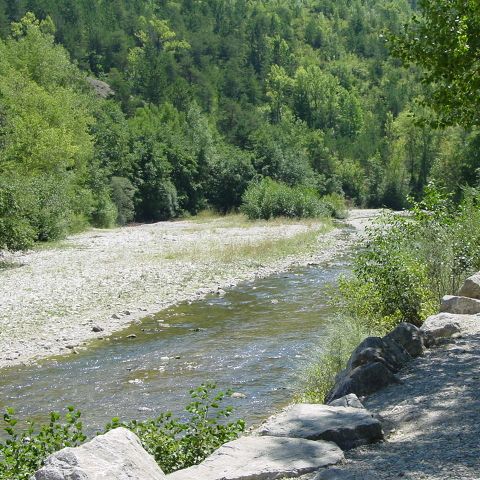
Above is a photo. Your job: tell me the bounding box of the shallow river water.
[0,255,350,432]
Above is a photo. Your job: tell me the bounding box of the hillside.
[1,0,478,251]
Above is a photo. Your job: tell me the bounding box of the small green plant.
[105,383,245,474]
[0,407,86,480]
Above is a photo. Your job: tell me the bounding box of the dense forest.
[1,0,479,250]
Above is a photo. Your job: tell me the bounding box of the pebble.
[127,334,137,339]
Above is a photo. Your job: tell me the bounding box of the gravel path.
[0,210,379,369]
[296,319,480,480]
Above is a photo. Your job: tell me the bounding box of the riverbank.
[0,210,380,369]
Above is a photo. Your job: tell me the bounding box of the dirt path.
[0,210,379,369]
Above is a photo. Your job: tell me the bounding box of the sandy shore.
[0,210,379,368]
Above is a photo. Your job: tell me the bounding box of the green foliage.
[206,145,256,213]
[105,384,245,474]
[0,407,86,480]
[0,385,244,479]
[301,183,480,403]
[0,181,34,251]
[241,178,329,220]
[110,177,136,226]
[391,0,480,127]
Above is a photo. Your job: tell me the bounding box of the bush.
[300,183,480,403]
[320,193,348,219]
[0,385,244,479]
[105,384,245,474]
[0,407,86,480]
[110,176,136,225]
[240,178,329,220]
[0,182,35,251]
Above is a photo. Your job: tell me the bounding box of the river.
[0,252,351,434]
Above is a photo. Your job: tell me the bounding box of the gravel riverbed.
[0,210,379,369]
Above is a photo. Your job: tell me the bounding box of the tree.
[392,0,480,127]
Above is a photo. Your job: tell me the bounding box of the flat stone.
[421,313,462,340]
[328,394,364,409]
[458,273,480,299]
[33,427,165,479]
[255,404,383,450]
[440,295,480,315]
[167,436,344,480]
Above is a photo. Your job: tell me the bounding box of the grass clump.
[300,184,480,403]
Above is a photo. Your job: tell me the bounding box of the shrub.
[0,407,86,480]
[0,385,243,479]
[320,193,348,219]
[300,183,480,403]
[240,178,329,220]
[0,182,35,251]
[105,383,245,474]
[110,176,136,225]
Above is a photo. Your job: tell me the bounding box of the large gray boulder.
[440,295,480,315]
[33,428,165,480]
[458,273,480,299]
[325,362,400,404]
[384,322,424,357]
[347,337,411,373]
[167,436,343,480]
[255,404,383,450]
[421,313,463,341]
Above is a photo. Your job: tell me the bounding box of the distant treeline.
[1,1,479,249]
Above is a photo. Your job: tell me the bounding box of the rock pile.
[325,322,424,403]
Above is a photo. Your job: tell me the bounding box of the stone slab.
[33,427,165,480]
[255,404,383,450]
[167,436,344,480]
[421,313,463,340]
[440,295,480,315]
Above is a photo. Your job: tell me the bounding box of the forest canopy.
[0,0,479,249]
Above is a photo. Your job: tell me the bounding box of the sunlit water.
[0,255,350,433]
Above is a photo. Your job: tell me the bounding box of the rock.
[326,362,400,403]
[112,313,121,319]
[33,427,165,479]
[347,337,411,373]
[255,404,383,450]
[440,295,480,315]
[231,392,247,399]
[92,325,104,333]
[458,272,480,299]
[384,322,424,357]
[421,313,462,342]
[127,334,137,339]
[86,77,115,98]
[328,393,364,409]
[166,436,343,480]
